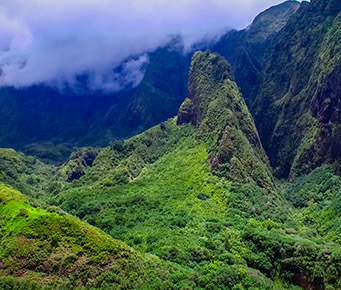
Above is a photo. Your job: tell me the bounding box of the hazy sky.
[0,0,301,92]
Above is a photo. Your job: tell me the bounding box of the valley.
[0,0,341,289]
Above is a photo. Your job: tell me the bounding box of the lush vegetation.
[1,51,340,289]
[253,0,341,178]
[0,181,287,289]
[285,166,341,244]
[2,141,341,289]
[180,51,274,190]
[50,130,341,289]
[0,148,54,199]
[0,183,199,289]
[1,1,341,289]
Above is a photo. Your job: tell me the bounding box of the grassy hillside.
[0,183,199,289]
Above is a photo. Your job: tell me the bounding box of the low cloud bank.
[0,0,293,92]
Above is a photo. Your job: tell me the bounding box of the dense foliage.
[0,149,54,199]
[0,184,197,289]
[253,0,341,178]
[1,1,341,289]
[2,50,341,289]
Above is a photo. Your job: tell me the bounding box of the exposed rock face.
[294,271,324,290]
[78,150,98,167]
[177,98,195,125]
[66,165,85,183]
[308,65,341,173]
[311,65,341,124]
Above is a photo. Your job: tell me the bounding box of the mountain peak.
[177,51,233,126]
[177,51,274,189]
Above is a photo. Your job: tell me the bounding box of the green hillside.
[1,1,341,288]
[36,52,341,289]
[0,183,198,289]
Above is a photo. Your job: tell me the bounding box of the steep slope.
[213,0,300,105]
[0,183,196,289]
[104,43,191,138]
[253,0,341,178]
[178,51,274,189]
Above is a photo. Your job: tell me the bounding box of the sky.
[0,0,301,92]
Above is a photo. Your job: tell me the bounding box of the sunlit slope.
[0,183,193,289]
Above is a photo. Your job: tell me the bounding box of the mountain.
[212,0,341,179]
[2,51,341,289]
[252,0,341,178]
[0,2,300,165]
[213,0,300,105]
[0,53,281,288]
[177,51,274,189]
[51,51,341,290]
[1,1,341,289]
[0,43,191,164]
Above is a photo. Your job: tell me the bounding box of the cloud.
[0,0,298,92]
[86,54,149,93]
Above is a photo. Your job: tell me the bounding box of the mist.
[0,0,299,92]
